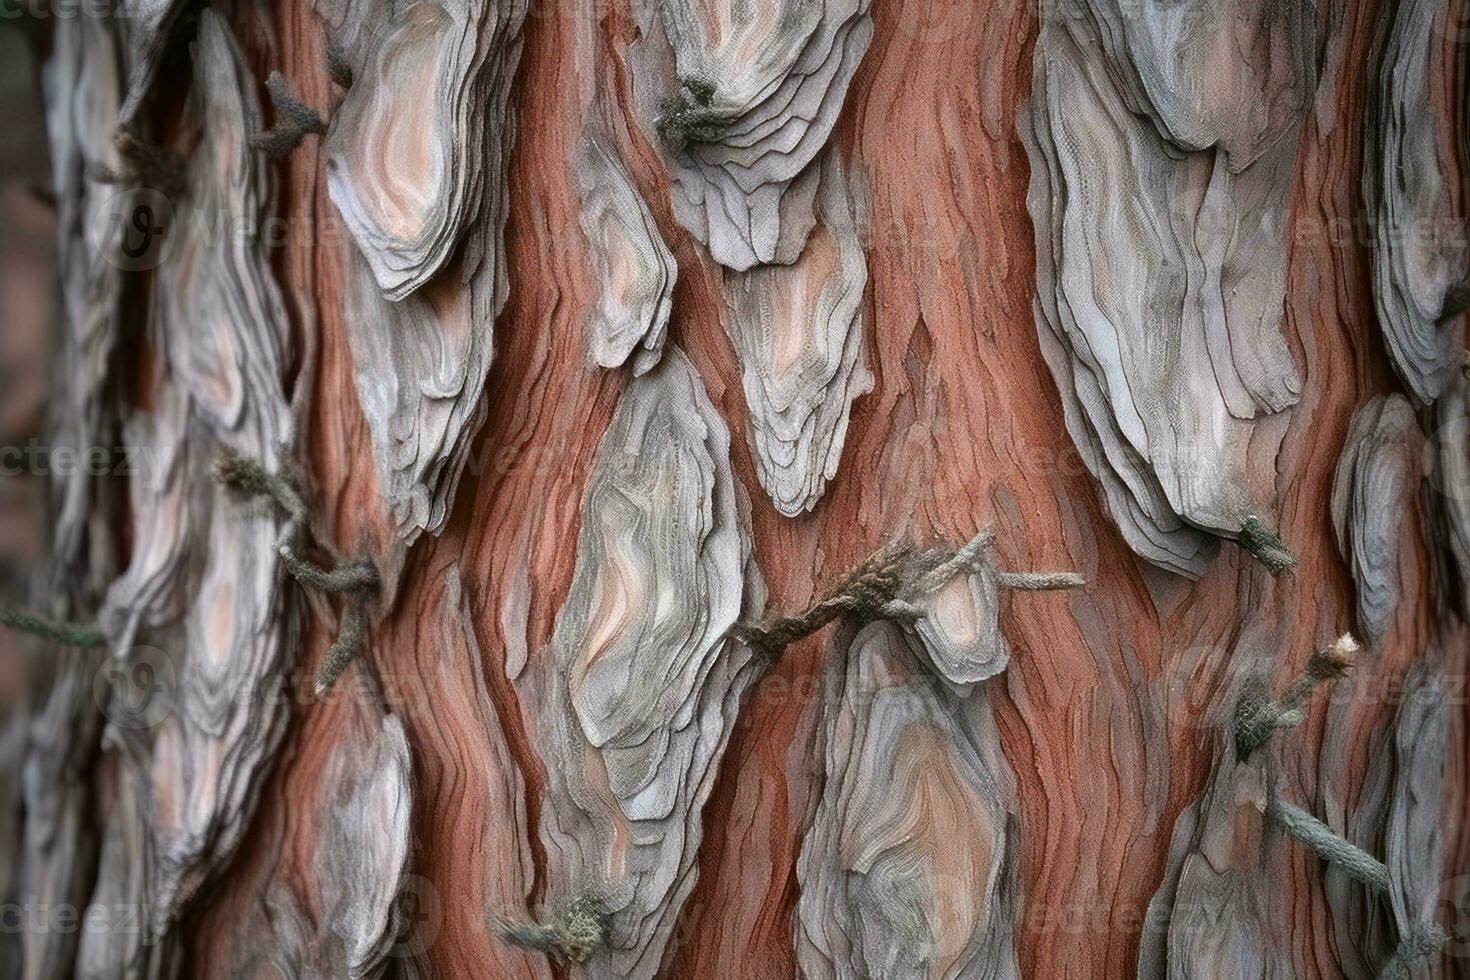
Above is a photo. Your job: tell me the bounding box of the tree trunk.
[2,0,1468,977]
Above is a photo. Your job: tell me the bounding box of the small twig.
[214,451,378,695]
[496,896,607,964]
[1262,796,1391,891]
[1378,920,1449,978]
[996,570,1088,590]
[1234,634,1358,761]
[213,450,308,525]
[1259,788,1448,979]
[733,529,1083,657]
[314,598,365,697]
[249,71,328,159]
[907,529,995,595]
[1238,515,1298,576]
[326,47,353,90]
[91,126,186,198]
[0,607,107,649]
[1276,634,1358,709]
[277,547,378,594]
[732,539,916,653]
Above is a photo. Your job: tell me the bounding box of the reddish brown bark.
[5,0,1465,976]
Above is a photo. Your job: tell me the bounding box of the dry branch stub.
[1237,516,1300,577]
[1234,633,1359,761]
[326,45,353,89]
[497,896,609,964]
[0,606,107,648]
[90,125,186,198]
[733,528,1084,657]
[213,450,380,695]
[249,71,329,159]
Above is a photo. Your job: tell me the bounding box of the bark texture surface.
[3,0,1469,977]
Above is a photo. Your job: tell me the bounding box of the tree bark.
[3,0,1468,978]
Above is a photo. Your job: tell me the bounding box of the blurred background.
[0,20,61,974]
